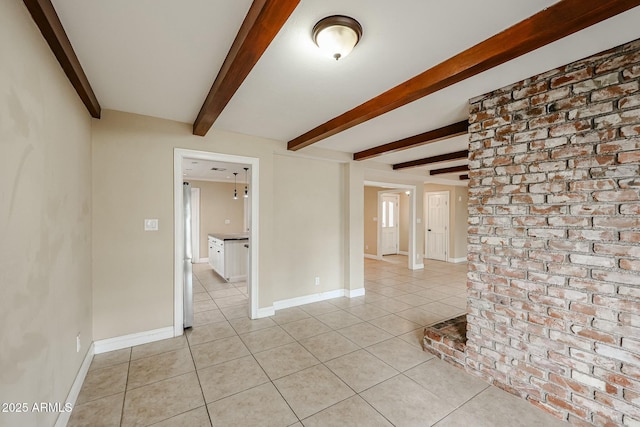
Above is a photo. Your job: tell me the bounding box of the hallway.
[68,258,566,426]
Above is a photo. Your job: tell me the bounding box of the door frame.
[424,191,450,262]
[174,148,260,336]
[365,180,421,270]
[377,192,400,257]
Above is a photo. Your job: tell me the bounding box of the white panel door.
[426,192,449,261]
[380,194,399,255]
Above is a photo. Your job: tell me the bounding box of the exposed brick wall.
[467,39,640,426]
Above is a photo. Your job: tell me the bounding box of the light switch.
[417,218,422,224]
[225,219,231,224]
[144,219,158,231]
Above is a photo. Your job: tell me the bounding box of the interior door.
[380,194,399,255]
[426,192,449,261]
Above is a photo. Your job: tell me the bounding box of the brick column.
[466,39,640,426]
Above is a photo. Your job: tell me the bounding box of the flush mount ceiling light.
[312,15,362,60]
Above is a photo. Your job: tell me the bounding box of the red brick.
[513,128,548,143]
[573,72,620,93]
[569,178,616,191]
[593,190,639,202]
[621,203,640,214]
[596,51,640,74]
[529,112,566,129]
[483,116,511,129]
[531,87,571,106]
[595,109,640,129]
[528,160,567,172]
[513,80,549,100]
[568,102,614,120]
[551,145,594,159]
[619,93,640,110]
[623,65,640,80]
[619,150,640,163]
[620,231,640,242]
[549,120,591,137]
[592,82,639,101]
[549,95,588,113]
[570,155,616,168]
[593,217,640,229]
[548,216,590,227]
[594,243,640,257]
[551,67,593,88]
[483,93,512,108]
[570,229,616,241]
[621,259,640,271]
[529,137,568,150]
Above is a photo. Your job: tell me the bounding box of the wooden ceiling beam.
[23,0,101,118]
[354,121,468,161]
[288,0,640,151]
[429,165,469,176]
[459,174,470,181]
[393,149,468,170]
[193,0,300,136]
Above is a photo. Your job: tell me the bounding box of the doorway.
[174,149,260,336]
[425,191,449,261]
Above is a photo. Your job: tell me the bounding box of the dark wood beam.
[354,121,468,161]
[430,165,469,176]
[23,0,101,118]
[193,0,300,136]
[393,149,469,170]
[288,0,640,151]
[459,174,470,181]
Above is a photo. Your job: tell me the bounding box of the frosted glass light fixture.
[312,15,362,60]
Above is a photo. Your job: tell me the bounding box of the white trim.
[448,257,467,263]
[257,306,276,318]
[197,258,208,264]
[398,250,409,256]
[175,149,260,335]
[348,287,365,298]
[93,326,174,354]
[415,263,425,269]
[54,343,95,427]
[364,254,379,260]
[274,289,345,311]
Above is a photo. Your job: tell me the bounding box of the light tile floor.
[68,256,567,426]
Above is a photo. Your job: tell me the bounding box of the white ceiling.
[182,159,250,183]
[53,1,640,184]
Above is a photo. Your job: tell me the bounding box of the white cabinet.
[208,235,247,282]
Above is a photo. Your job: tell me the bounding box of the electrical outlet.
[315,276,320,286]
[76,334,81,353]
[225,219,231,224]
[365,245,368,250]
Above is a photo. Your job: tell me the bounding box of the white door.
[380,194,399,255]
[426,192,449,261]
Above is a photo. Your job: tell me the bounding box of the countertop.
[208,233,249,241]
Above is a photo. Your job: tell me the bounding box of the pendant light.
[233,172,238,200]
[243,167,249,198]
[312,15,362,60]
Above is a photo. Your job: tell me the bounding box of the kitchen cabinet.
[208,234,248,282]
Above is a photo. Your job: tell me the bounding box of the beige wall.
[424,183,468,260]
[189,180,245,258]
[91,110,353,339]
[0,2,93,426]
[272,155,344,298]
[399,192,410,252]
[363,186,383,255]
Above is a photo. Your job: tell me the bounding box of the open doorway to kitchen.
[174,149,260,337]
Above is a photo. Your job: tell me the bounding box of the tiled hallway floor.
[68,257,566,426]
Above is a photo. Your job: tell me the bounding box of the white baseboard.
[274,289,345,311]
[94,326,174,354]
[413,263,424,270]
[54,342,95,427]
[348,287,365,298]
[227,274,247,283]
[256,306,275,318]
[197,258,208,264]
[448,257,467,263]
[364,254,379,260]
[398,251,409,256]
